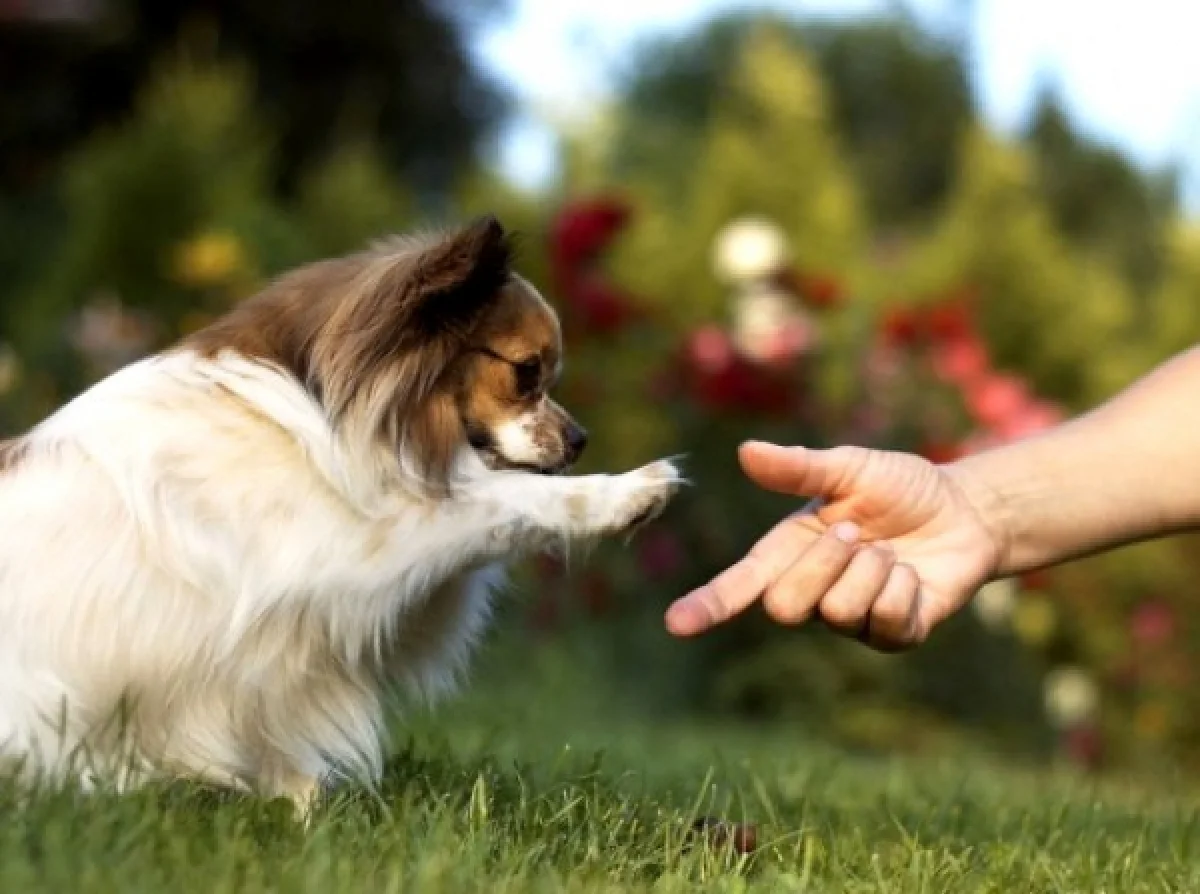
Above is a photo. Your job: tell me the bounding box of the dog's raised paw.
[606,459,683,536]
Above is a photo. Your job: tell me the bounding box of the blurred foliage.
[611,12,973,229]
[0,0,510,197]
[1025,84,1179,291]
[0,7,1199,779]
[898,127,1140,406]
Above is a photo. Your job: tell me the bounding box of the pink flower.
[965,373,1031,429]
[929,333,990,385]
[1131,600,1175,647]
[688,325,736,373]
[757,318,816,366]
[995,400,1065,441]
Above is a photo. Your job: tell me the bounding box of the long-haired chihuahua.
[0,216,681,813]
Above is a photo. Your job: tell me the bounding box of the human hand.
[664,440,1006,650]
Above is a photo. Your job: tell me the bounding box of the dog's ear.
[391,214,514,339]
[318,215,513,413]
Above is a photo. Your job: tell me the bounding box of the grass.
[2,633,1198,893]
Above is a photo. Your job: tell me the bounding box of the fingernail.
[832,521,860,544]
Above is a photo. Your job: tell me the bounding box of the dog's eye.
[513,359,541,396]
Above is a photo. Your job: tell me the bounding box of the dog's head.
[187,216,587,490]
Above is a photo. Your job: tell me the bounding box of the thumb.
[738,441,860,499]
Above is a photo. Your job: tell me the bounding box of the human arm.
[664,346,1200,650]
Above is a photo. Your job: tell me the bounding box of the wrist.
[941,453,1017,580]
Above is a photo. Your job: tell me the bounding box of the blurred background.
[2,0,1199,781]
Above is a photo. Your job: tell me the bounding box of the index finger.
[665,505,829,637]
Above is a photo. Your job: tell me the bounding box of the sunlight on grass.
[1,635,1196,892]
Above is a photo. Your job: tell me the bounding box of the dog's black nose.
[565,424,588,462]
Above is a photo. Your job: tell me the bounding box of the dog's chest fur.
[0,352,502,794]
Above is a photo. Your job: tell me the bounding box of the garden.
[2,3,1200,888]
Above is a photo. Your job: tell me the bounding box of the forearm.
[948,346,1200,577]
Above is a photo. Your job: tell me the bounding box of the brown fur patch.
[0,438,27,474]
[183,215,530,489]
[454,278,563,441]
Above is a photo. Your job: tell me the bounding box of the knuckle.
[890,562,919,592]
[814,534,855,567]
[854,546,892,578]
[695,590,728,625]
[871,588,912,626]
[819,592,865,628]
[734,554,770,592]
[763,585,808,624]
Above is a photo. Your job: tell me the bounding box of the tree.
[609,11,973,229]
[607,24,865,327]
[899,128,1142,407]
[1025,84,1178,290]
[0,0,511,198]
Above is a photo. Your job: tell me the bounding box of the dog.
[0,216,681,813]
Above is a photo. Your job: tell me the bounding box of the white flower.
[1044,666,1099,727]
[972,578,1016,629]
[712,217,790,283]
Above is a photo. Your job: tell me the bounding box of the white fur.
[0,349,679,808]
[491,405,548,467]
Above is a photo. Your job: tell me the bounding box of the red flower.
[549,198,631,270]
[696,359,793,414]
[926,297,974,342]
[548,196,644,338]
[682,325,798,414]
[880,307,922,348]
[567,278,640,335]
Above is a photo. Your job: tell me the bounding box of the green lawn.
[2,635,1198,893]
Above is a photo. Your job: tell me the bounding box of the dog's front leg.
[473,458,684,555]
